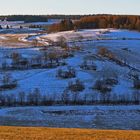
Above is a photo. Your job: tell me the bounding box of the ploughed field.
[0,126,140,140]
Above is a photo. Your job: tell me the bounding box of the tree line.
[0,14,85,21]
[0,89,139,106]
[0,15,48,23]
[48,15,140,32]
[0,14,84,22]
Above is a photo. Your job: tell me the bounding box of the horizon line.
[0,13,140,16]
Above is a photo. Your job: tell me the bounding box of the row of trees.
[48,19,74,32]
[0,88,140,106]
[75,15,140,31]
[1,51,69,70]
[0,15,84,21]
[0,15,48,23]
[49,15,140,32]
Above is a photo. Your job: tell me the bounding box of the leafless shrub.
[80,60,97,71]
[57,66,76,79]
[93,80,112,93]
[98,47,115,60]
[0,73,17,90]
[67,79,85,92]
[133,75,140,89]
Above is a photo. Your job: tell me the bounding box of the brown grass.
[0,126,139,140]
[0,34,42,48]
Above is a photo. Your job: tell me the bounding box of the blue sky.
[0,0,140,15]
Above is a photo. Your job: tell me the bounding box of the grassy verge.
[0,126,140,140]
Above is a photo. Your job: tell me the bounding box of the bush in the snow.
[28,51,67,69]
[12,58,29,69]
[98,47,108,57]
[80,60,97,71]
[93,67,118,93]
[57,36,68,49]
[93,80,112,93]
[0,73,17,90]
[133,75,140,89]
[104,78,118,86]
[56,66,76,79]
[11,52,21,63]
[11,52,29,69]
[98,47,115,60]
[67,79,85,92]
[42,52,62,68]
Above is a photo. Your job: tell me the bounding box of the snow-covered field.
[0,28,140,129]
[0,29,140,98]
[0,105,140,130]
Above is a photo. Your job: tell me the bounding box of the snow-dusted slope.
[0,29,140,102]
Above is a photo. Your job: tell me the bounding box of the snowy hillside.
[0,29,140,105]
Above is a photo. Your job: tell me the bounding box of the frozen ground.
[0,28,140,129]
[0,105,139,130]
[0,29,140,97]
